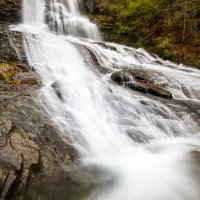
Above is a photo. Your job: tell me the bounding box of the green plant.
[196,60,200,68]
[162,49,173,59]
[157,38,173,51]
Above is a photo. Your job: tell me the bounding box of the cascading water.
[16,0,200,199]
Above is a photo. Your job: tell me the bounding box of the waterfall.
[23,0,45,25]
[22,0,100,39]
[18,0,200,199]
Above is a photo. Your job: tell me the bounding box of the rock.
[111,69,156,83]
[0,117,12,148]
[0,128,39,194]
[74,43,111,74]
[0,162,16,200]
[82,0,99,13]
[0,62,22,81]
[13,72,39,85]
[38,124,77,174]
[51,81,63,100]
[10,129,39,190]
[111,69,172,99]
[0,0,20,24]
[0,77,77,199]
[21,165,114,200]
[0,61,37,85]
[0,26,29,84]
[0,26,26,63]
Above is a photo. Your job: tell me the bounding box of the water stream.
[16,0,200,199]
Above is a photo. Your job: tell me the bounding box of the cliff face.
[0,1,77,199]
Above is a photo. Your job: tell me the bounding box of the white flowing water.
[18,0,200,199]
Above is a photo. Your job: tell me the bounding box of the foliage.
[162,49,174,59]
[92,0,200,67]
[97,0,200,42]
[196,60,200,68]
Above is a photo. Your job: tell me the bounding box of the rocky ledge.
[111,69,172,99]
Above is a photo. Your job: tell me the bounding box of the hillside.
[86,0,200,68]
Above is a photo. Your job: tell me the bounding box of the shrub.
[162,49,173,59]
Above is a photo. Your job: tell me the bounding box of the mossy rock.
[0,62,22,81]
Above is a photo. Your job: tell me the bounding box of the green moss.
[115,23,132,34]
[96,14,113,23]
[196,60,200,69]
[185,54,193,61]
[162,49,174,60]
[134,39,144,48]
[155,82,168,87]
[157,38,173,51]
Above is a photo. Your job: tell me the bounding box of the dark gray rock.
[19,165,115,200]
[82,0,99,13]
[51,81,63,100]
[111,69,172,99]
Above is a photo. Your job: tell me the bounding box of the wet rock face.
[0,26,77,199]
[74,43,110,74]
[111,69,172,99]
[19,165,115,200]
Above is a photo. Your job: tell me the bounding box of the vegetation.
[0,63,21,81]
[90,0,200,67]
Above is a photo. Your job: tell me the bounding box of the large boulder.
[111,69,172,99]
